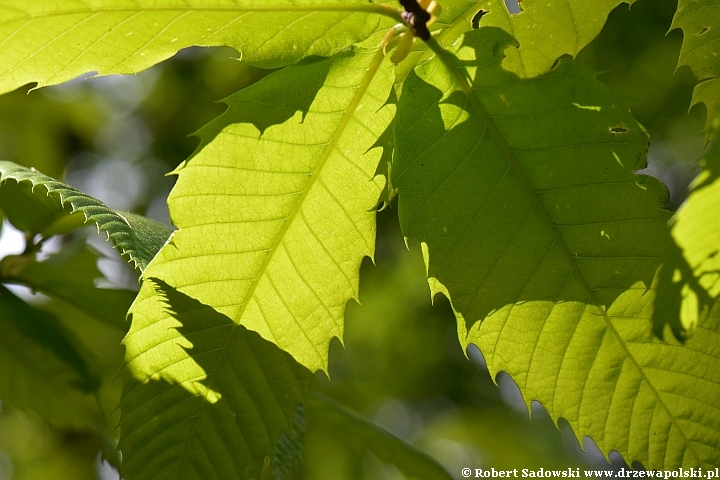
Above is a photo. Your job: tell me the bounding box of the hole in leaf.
[471,10,488,28]
[699,26,709,35]
[505,0,522,14]
[610,126,629,133]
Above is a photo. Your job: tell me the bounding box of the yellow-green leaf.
[476,0,635,78]
[654,115,720,338]
[0,0,401,95]
[393,27,719,468]
[120,47,395,479]
[672,0,720,141]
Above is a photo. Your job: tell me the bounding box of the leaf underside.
[672,0,720,140]
[393,28,720,468]
[120,48,395,479]
[0,160,173,271]
[0,0,398,95]
[476,0,635,78]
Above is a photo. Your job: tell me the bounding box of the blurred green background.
[0,0,708,478]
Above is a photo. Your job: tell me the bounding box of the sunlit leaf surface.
[120,279,312,480]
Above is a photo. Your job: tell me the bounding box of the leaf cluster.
[0,0,719,478]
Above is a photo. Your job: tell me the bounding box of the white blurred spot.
[372,399,418,440]
[0,220,25,257]
[66,157,147,212]
[425,437,484,474]
[505,0,521,14]
[96,456,120,480]
[466,344,486,369]
[497,372,528,414]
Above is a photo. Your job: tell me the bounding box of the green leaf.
[272,404,306,480]
[120,46,395,479]
[127,48,394,372]
[393,28,719,468]
[4,241,136,331]
[119,278,312,480]
[393,1,485,87]
[376,1,484,208]
[0,408,107,480]
[0,0,401,95]
[0,177,83,236]
[306,391,454,480]
[672,0,720,141]
[476,0,635,78]
[0,285,103,427]
[654,115,720,339]
[0,161,173,270]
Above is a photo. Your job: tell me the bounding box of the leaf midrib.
[424,37,699,465]
[177,46,388,479]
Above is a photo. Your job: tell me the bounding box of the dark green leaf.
[0,286,103,426]
[0,160,173,270]
[306,391,454,480]
[272,404,306,480]
[0,177,83,236]
[6,241,135,331]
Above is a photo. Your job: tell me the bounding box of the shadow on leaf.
[187,54,337,157]
[119,278,311,480]
[393,27,672,331]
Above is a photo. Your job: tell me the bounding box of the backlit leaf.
[120,47,395,479]
[654,115,720,338]
[119,279,312,480]
[0,0,401,95]
[393,27,719,468]
[672,0,720,140]
[476,0,635,78]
